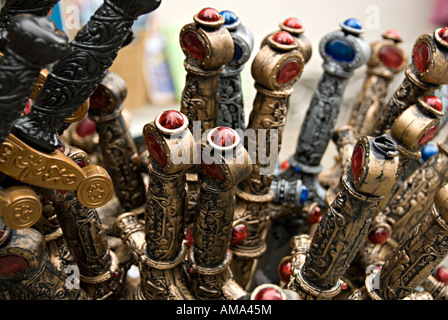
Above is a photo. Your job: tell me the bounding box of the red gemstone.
[254,287,283,300]
[200,152,225,182]
[0,255,29,275]
[182,31,206,60]
[379,46,404,69]
[75,160,86,168]
[159,110,184,130]
[384,29,402,41]
[23,99,31,115]
[185,226,194,247]
[76,117,96,138]
[280,160,290,170]
[368,228,389,245]
[351,145,364,180]
[230,224,247,246]
[342,282,348,290]
[422,95,443,112]
[418,126,438,146]
[112,271,120,279]
[435,266,448,284]
[145,133,167,167]
[278,259,292,283]
[197,7,221,22]
[413,42,431,73]
[211,127,236,147]
[277,60,301,84]
[283,17,303,29]
[89,87,109,111]
[308,206,322,225]
[272,31,295,45]
[438,27,448,43]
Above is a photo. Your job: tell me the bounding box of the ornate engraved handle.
[371,28,448,137]
[136,110,195,300]
[288,135,399,300]
[37,145,123,300]
[0,15,69,143]
[190,126,251,300]
[13,0,162,152]
[0,185,42,229]
[350,183,448,300]
[179,7,234,133]
[348,29,408,138]
[217,10,254,130]
[0,226,87,299]
[279,18,371,207]
[88,72,146,212]
[231,30,304,289]
[342,96,445,278]
[0,0,60,50]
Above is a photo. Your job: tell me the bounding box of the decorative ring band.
[80,251,119,284]
[141,243,188,270]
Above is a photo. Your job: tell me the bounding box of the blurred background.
[50,0,448,168]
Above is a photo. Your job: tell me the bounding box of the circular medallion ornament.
[77,165,114,208]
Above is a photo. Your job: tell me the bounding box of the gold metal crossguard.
[0,134,114,208]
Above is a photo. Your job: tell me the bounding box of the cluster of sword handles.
[1,0,448,301]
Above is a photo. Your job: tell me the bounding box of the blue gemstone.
[299,185,309,204]
[421,143,439,161]
[344,18,362,30]
[294,166,301,173]
[220,10,238,25]
[232,43,243,61]
[325,39,355,63]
